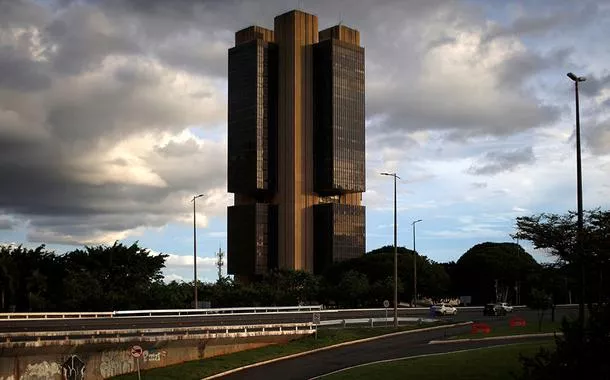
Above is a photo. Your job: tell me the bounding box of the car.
[430,303,458,316]
[497,302,513,313]
[483,303,507,316]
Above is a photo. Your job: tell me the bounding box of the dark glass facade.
[314,203,366,274]
[227,203,277,276]
[313,38,365,195]
[228,15,366,280]
[228,39,277,195]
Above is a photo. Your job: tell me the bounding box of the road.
[215,326,554,380]
[0,306,576,333]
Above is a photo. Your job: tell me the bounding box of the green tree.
[527,288,552,332]
[518,305,610,379]
[62,242,167,311]
[0,248,17,311]
[514,209,610,305]
[336,270,370,308]
[3,245,63,311]
[454,242,539,305]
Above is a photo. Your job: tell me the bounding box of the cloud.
[482,2,598,42]
[580,73,610,98]
[468,147,536,176]
[0,216,18,230]
[0,0,609,257]
[584,119,610,156]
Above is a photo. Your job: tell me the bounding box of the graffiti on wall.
[99,350,133,378]
[62,356,85,380]
[143,349,167,362]
[19,360,61,380]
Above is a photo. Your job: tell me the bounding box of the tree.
[454,242,539,305]
[527,288,552,332]
[514,210,610,311]
[517,305,610,379]
[336,270,370,308]
[322,246,450,305]
[2,245,63,312]
[62,242,167,310]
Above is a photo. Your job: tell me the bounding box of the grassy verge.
[450,320,561,339]
[112,324,441,380]
[323,341,555,380]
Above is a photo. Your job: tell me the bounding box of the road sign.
[131,345,143,358]
[383,300,390,308]
[312,312,321,325]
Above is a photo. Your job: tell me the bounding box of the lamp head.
[567,72,586,82]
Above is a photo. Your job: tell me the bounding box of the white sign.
[383,300,390,308]
[131,345,143,358]
[312,312,321,325]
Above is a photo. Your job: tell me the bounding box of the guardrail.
[0,311,114,320]
[0,305,323,321]
[0,304,575,321]
[0,322,315,347]
[114,305,324,317]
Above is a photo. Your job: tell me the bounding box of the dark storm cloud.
[468,147,536,176]
[0,0,226,244]
[483,2,599,42]
[580,73,610,97]
[496,48,572,88]
[0,47,51,91]
[0,217,17,230]
[44,6,141,75]
[584,119,610,156]
[0,0,606,244]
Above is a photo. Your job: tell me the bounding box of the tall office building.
[227,10,365,280]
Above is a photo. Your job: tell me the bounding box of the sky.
[0,0,609,284]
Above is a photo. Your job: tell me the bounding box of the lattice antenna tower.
[216,244,224,281]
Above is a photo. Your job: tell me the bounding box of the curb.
[201,321,473,379]
[428,332,563,344]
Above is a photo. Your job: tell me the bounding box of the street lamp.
[191,193,205,309]
[567,72,586,326]
[381,172,400,327]
[412,219,422,307]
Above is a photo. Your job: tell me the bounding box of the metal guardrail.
[113,305,324,317]
[0,304,575,321]
[0,322,315,347]
[0,312,114,320]
[0,305,323,321]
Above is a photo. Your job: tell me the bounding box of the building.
[227,10,365,280]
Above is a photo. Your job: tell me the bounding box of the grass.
[112,324,438,380]
[322,341,555,380]
[450,320,562,339]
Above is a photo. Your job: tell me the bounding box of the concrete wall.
[0,334,309,379]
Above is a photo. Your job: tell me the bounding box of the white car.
[430,304,458,316]
[497,302,513,313]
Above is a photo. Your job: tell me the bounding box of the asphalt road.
[0,306,576,333]
[216,327,554,380]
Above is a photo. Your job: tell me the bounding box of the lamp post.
[567,72,586,326]
[191,193,205,309]
[381,172,400,327]
[412,219,422,307]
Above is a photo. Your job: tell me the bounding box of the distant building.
[227,10,366,281]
